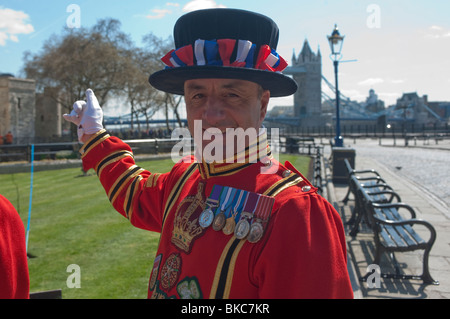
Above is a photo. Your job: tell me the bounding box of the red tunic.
[0,194,30,299]
[81,129,353,299]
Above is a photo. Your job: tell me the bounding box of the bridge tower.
[291,40,322,119]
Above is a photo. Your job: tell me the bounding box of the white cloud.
[146,8,173,20]
[430,25,442,31]
[424,25,450,39]
[0,7,34,46]
[144,3,180,20]
[358,78,384,86]
[143,1,226,20]
[183,0,226,13]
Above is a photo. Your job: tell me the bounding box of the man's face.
[184,78,270,157]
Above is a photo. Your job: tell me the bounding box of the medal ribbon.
[223,188,242,219]
[242,192,260,218]
[252,195,274,222]
[207,184,223,206]
[218,187,237,215]
[231,189,247,221]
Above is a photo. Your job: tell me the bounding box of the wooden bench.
[356,178,439,285]
[342,158,385,205]
[348,175,402,237]
[342,159,403,236]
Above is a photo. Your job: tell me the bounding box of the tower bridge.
[104,39,446,132]
[264,39,446,130]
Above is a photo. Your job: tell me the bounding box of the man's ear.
[259,90,270,123]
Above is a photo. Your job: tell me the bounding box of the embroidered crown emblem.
[171,183,206,253]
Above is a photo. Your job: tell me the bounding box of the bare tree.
[22,19,133,140]
[22,19,182,140]
[163,93,184,131]
[142,34,184,131]
[121,46,164,134]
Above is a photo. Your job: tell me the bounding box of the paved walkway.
[324,138,450,299]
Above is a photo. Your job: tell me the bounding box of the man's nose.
[202,96,226,125]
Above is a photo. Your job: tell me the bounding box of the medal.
[235,192,259,239]
[247,222,264,243]
[199,185,223,228]
[212,211,226,231]
[213,186,237,231]
[223,216,236,235]
[199,207,214,228]
[223,189,247,235]
[247,195,274,243]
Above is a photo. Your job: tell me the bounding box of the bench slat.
[374,210,402,247]
[383,225,409,247]
[404,225,426,245]
[379,227,397,247]
[374,208,420,248]
[380,207,425,246]
[381,208,417,246]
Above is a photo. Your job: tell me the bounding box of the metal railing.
[0,137,327,192]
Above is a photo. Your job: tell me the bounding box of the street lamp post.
[328,24,345,147]
[327,24,355,184]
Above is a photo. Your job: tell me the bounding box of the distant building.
[0,74,36,144]
[423,95,450,123]
[267,105,294,118]
[35,87,70,142]
[364,89,385,114]
[0,75,73,144]
[279,40,331,128]
[393,92,435,125]
[292,40,322,118]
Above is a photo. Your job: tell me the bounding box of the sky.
[1,0,450,115]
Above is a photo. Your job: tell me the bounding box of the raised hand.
[63,89,104,143]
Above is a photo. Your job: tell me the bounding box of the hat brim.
[148,66,298,98]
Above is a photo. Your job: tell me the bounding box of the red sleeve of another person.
[0,195,30,299]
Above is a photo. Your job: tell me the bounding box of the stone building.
[394,92,432,125]
[291,40,322,118]
[364,89,385,114]
[35,87,69,142]
[0,74,36,144]
[282,40,331,128]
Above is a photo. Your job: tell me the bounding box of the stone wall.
[0,76,36,144]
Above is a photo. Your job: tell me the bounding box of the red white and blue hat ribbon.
[161,38,288,73]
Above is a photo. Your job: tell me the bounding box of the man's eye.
[192,94,204,99]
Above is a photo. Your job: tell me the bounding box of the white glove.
[63,89,104,142]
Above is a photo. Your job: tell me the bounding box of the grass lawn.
[0,154,310,299]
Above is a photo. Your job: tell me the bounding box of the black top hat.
[148,8,298,97]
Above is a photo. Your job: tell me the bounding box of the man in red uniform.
[0,194,30,299]
[64,9,353,299]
